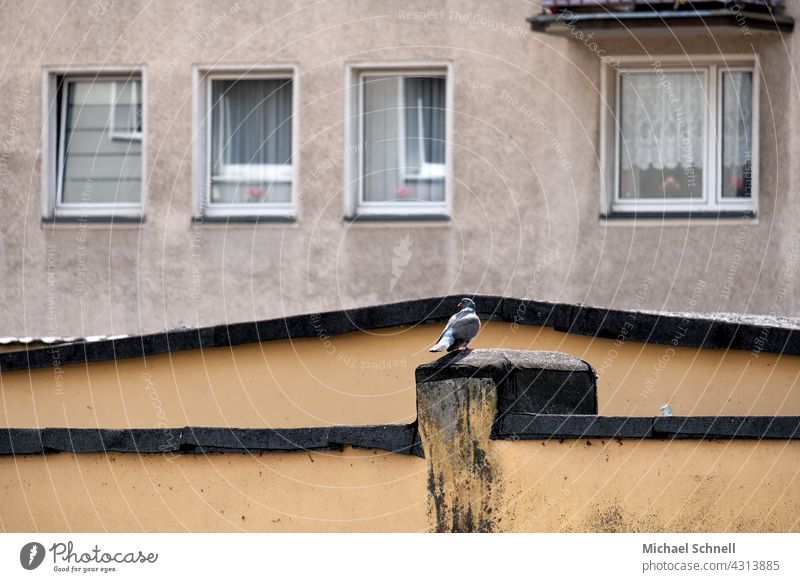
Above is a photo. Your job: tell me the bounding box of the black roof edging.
[3,415,799,457]
[0,295,798,373]
[0,425,421,457]
[492,414,800,440]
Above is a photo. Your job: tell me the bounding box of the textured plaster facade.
[5,439,800,532]
[1,1,799,337]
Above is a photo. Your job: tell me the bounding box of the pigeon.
[429,298,481,352]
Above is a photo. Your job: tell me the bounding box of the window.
[43,71,145,219]
[346,64,451,218]
[601,57,758,216]
[194,67,296,219]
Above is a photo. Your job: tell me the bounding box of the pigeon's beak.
[457,302,462,309]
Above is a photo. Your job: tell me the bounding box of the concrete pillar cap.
[416,348,593,384]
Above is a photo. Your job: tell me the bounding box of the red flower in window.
[661,175,682,195]
[247,186,264,202]
[395,185,413,199]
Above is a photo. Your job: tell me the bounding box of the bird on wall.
[429,298,481,352]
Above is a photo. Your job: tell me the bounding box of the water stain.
[418,377,503,532]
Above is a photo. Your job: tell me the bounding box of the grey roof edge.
[3,415,799,458]
[0,424,421,457]
[528,8,794,33]
[1,295,798,373]
[495,414,800,440]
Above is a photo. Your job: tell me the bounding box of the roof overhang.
[529,8,794,36]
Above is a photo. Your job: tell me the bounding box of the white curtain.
[721,71,753,198]
[362,75,445,203]
[404,77,446,171]
[619,72,705,172]
[211,78,292,170]
[363,76,400,202]
[210,78,293,203]
[722,71,752,168]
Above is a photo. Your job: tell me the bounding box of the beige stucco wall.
[0,449,429,532]
[494,438,800,532]
[2,439,798,532]
[0,1,799,338]
[2,322,799,533]
[2,321,799,429]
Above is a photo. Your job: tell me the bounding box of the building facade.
[1,0,798,337]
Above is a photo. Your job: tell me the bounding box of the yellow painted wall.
[0,449,428,532]
[2,440,798,532]
[1,321,799,429]
[3,323,798,533]
[494,439,800,532]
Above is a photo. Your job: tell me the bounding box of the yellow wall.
[2,323,798,532]
[2,321,799,429]
[0,449,428,532]
[494,439,800,532]
[2,440,798,532]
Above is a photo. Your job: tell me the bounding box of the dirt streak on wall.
[417,377,502,532]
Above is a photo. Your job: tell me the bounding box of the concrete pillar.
[415,349,596,532]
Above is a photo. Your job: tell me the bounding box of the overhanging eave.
[528,9,794,35]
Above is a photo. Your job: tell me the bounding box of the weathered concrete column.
[415,349,596,532]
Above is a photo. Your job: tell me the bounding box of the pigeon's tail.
[429,331,453,352]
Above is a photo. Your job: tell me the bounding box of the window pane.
[60,78,142,204]
[721,71,753,198]
[404,77,446,167]
[210,78,293,204]
[112,80,142,137]
[618,72,705,201]
[362,75,445,203]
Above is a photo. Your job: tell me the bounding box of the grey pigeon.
[429,298,481,352]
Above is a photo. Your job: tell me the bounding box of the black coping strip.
[3,416,799,458]
[0,425,421,457]
[493,415,800,441]
[1,295,799,373]
[496,414,653,439]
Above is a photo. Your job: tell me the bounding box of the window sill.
[43,214,145,224]
[601,210,755,221]
[192,214,296,224]
[344,213,450,223]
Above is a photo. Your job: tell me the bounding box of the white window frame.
[344,61,453,219]
[599,55,759,217]
[192,65,298,220]
[42,66,147,220]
